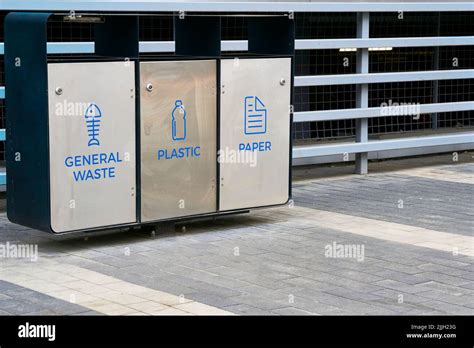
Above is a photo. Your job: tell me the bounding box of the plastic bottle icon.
[172,99,187,141]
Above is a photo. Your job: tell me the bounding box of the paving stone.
[418,290,474,306]
[274,297,352,315]
[418,300,474,315]
[415,281,474,296]
[0,293,11,301]
[0,299,47,315]
[221,304,273,315]
[173,301,230,315]
[422,272,473,286]
[271,307,315,315]
[231,293,288,311]
[282,277,338,292]
[26,309,60,315]
[186,292,242,308]
[375,279,432,294]
[459,282,474,291]
[324,287,386,302]
[370,288,432,302]
[372,270,435,285]
[75,310,103,316]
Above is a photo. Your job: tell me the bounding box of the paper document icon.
[244,96,267,135]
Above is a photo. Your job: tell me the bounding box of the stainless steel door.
[219,58,291,211]
[48,61,137,232]
[140,60,217,221]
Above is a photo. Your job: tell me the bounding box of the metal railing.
[0,1,473,185]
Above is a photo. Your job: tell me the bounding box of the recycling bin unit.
[4,13,294,233]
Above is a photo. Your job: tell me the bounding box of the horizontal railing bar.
[296,36,474,49]
[295,69,474,87]
[294,101,474,122]
[2,36,473,55]
[293,133,474,158]
[139,40,247,52]
[46,42,96,54]
[2,1,473,12]
[0,41,246,55]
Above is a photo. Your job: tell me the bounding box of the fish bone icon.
[84,104,102,147]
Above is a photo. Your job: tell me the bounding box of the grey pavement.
[0,152,473,315]
[294,174,473,236]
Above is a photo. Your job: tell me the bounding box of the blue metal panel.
[0,173,5,186]
[4,12,52,231]
[0,129,5,141]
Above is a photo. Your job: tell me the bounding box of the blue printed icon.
[84,104,102,147]
[172,100,187,141]
[244,96,267,135]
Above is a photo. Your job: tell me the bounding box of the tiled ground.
[294,175,473,236]
[0,153,473,315]
[0,280,98,315]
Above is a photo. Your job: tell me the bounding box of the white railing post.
[432,13,441,130]
[355,12,370,174]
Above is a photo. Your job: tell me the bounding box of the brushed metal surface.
[219,58,291,211]
[48,61,136,232]
[140,60,217,221]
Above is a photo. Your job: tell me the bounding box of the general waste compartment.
[47,62,137,232]
[140,60,217,221]
[219,58,292,211]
